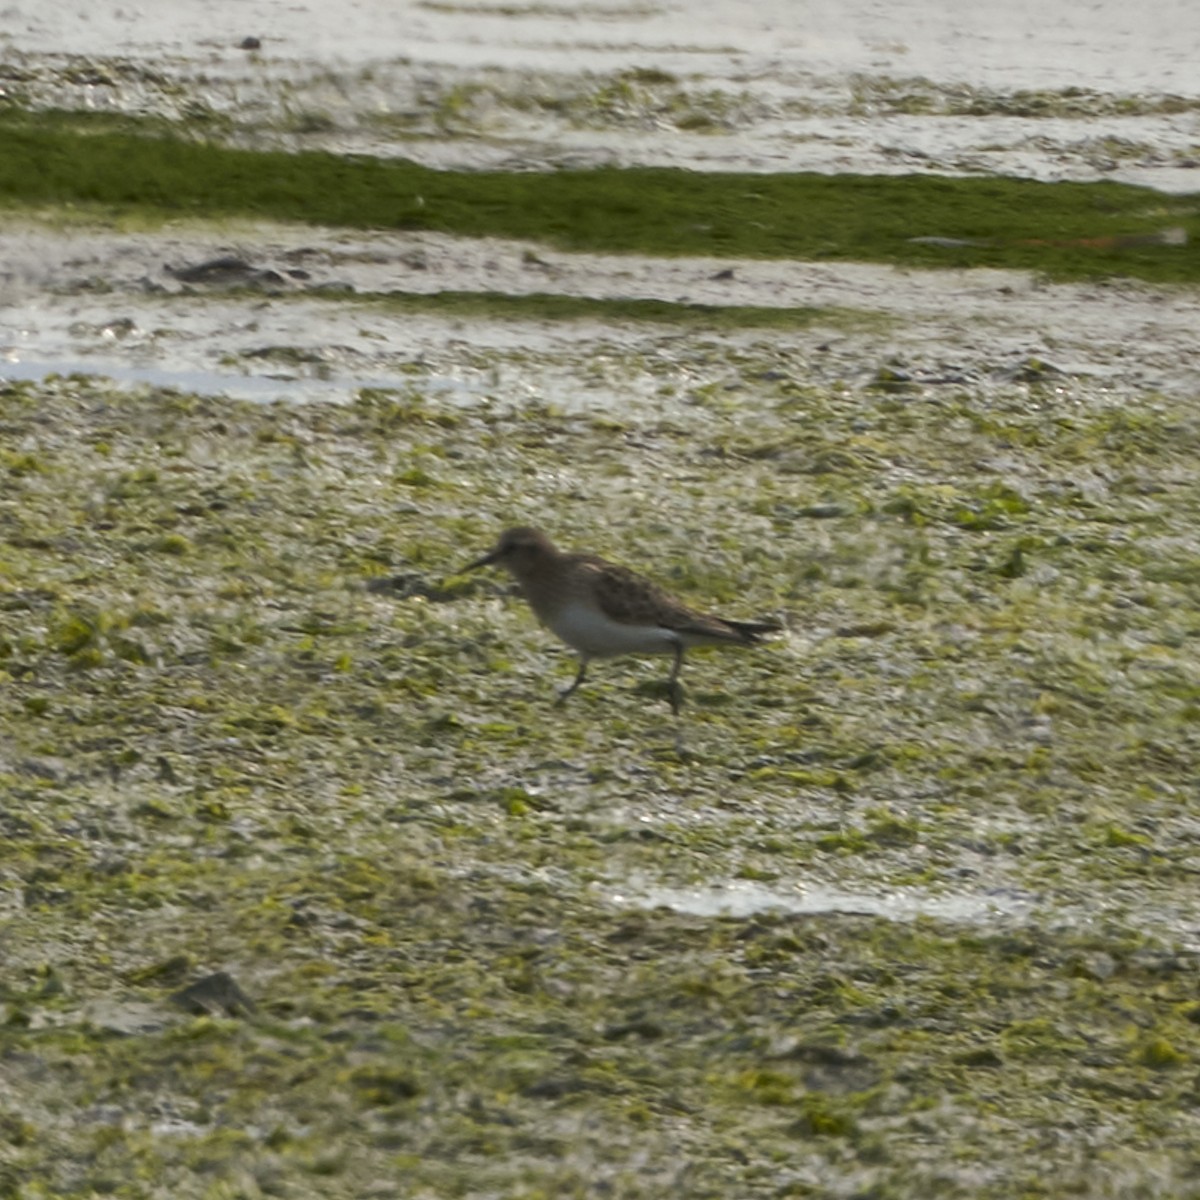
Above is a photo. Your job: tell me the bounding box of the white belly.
[547,601,680,658]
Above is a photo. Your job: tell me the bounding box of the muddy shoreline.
[5,218,1200,407]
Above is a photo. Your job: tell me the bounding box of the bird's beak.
[462,546,500,572]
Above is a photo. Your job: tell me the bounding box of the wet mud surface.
[5,218,1200,408]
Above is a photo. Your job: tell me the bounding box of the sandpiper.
[465,526,781,713]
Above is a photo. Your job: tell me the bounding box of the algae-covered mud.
[4,363,1200,1196]
[4,0,1200,1196]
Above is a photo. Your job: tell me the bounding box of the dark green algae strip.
[1,108,1198,283]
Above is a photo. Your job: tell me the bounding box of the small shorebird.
[465,526,780,713]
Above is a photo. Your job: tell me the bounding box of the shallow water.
[7,0,1196,92]
[610,876,1038,923]
[3,0,1199,186]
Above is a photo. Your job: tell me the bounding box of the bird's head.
[464,526,558,577]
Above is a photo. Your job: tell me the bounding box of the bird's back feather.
[574,554,776,645]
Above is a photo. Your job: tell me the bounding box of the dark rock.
[170,971,257,1017]
[168,256,257,284]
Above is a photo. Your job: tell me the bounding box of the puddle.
[0,353,488,407]
[0,355,318,403]
[608,877,1037,923]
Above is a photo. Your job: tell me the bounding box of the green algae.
[2,367,1200,1196]
[354,288,861,332]
[1,110,1199,282]
[849,75,1200,120]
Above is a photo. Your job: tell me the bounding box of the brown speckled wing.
[574,555,745,642]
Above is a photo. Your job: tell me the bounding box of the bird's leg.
[666,642,686,715]
[556,656,590,705]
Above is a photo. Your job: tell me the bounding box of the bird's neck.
[510,557,572,621]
